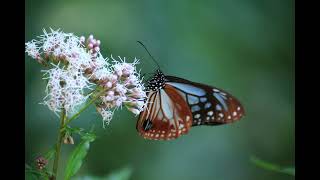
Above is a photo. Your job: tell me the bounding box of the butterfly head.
[146,69,166,91]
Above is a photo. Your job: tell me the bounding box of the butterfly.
[136,69,245,140]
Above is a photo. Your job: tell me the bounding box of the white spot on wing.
[191,105,200,112]
[194,114,200,119]
[187,95,199,105]
[200,97,207,102]
[205,102,211,109]
[216,104,222,111]
[213,92,228,111]
[220,92,227,96]
[167,82,206,96]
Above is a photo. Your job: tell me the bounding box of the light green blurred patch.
[73,166,132,180]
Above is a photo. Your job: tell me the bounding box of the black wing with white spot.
[165,76,245,126]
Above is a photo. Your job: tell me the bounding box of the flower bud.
[96,40,101,46]
[88,34,94,41]
[63,135,74,145]
[105,81,112,88]
[80,36,85,43]
[107,90,114,96]
[105,95,114,101]
[91,39,97,45]
[94,46,100,52]
[111,75,118,82]
[116,70,123,77]
[35,156,48,170]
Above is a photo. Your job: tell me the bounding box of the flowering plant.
[25,29,147,179]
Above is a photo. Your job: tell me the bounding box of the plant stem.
[63,89,105,128]
[51,109,66,180]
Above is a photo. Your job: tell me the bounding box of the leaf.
[72,166,132,180]
[64,134,96,180]
[104,167,132,180]
[250,156,295,176]
[25,171,38,180]
[43,147,56,160]
[25,168,49,180]
[64,126,96,139]
[281,167,295,176]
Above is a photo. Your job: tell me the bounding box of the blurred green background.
[25,0,294,179]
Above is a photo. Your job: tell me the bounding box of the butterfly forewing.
[137,85,193,140]
[165,76,245,126]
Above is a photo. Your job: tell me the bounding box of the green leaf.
[26,163,50,179]
[64,134,96,180]
[64,126,96,140]
[72,166,132,180]
[282,167,295,176]
[104,167,132,180]
[43,147,56,160]
[25,171,38,180]
[250,156,295,176]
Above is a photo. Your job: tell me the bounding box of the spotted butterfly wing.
[136,70,245,140]
[165,76,245,126]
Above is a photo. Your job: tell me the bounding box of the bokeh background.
[25,0,294,179]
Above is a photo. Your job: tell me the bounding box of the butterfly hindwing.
[165,76,245,126]
[136,84,193,140]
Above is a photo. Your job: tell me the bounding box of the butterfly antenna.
[137,41,161,69]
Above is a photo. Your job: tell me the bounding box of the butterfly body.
[137,69,245,140]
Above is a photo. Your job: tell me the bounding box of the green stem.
[63,89,105,128]
[85,88,97,96]
[51,109,66,180]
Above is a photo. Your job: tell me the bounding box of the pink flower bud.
[80,36,85,43]
[94,46,100,52]
[111,75,118,82]
[106,81,112,88]
[88,35,94,41]
[106,95,114,101]
[116,70,122,77]
[96,40,101,46]
[107,90,114,96]
[88,43,94,49]
[91,39,97,45]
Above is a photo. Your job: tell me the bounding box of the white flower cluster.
[95,57,147,126]
[25,29,147,126]
[42,64,92,115]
